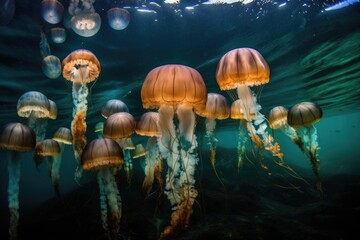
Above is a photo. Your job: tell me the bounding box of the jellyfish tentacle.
[8,155,21,240]
[237,120,248,173]
[97,170,109,236]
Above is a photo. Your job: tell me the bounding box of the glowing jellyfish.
[62,49,101,181]
[194,93,230,178]
[81,138,123,238]
[71,12,101,37]
[52,127,73,196]
[135,111,164,199]
[95,122,104,138]
[41,0,64,24]
[103,112,136,185]
[287,102,323,194]
[141,64,207,238]
[216,48,284,165]
[0,0,15,25]
[17,91,52,143]
[42,55,61,79]
[50,27,66,44]
[0,123,36,240]
[107,8,130,30]
[101,99,129,118]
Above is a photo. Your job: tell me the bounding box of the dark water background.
[1,0,360,239]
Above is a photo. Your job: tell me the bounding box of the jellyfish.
[141,64,207,238]
[132,143,146,159]
[287,102,323,194]
[50,27,66,44]
[216,48,284,165]
[107,8,130,30]
[103,112,136,185]
[40,27,50,59]
[33,139,61,196]
[62,49,101,181]
[81,138,124,239]
[52,127,73,196]
[68,0,95,16]
[17,91,53,144]
[95,122,104,138]
[101,99,129,119]
[194,93,230,179]
[0,0,15,25]
[135,111,164,199]
[0,123,36,240]
[41,0,64,24]
[42,55,61,79]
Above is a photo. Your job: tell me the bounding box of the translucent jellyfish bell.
[107,8,130,30]
[41,0,64,24]
[42,55,61,79]
[50,27,66,44]
[71,12,101,37]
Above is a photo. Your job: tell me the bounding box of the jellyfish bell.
[42,55,61,79]
[268,106,288,130]
[101,99,129,119]
[53,127,72,145]
[41,0,64,24]
[135,111,160,137]
[71,12,101,37]
[287,102,323,129]
[107,7,130,30]
[0,0,15,25]
[103,112,136,140]
[48,99,58,120]
[34,139,61,165]
[230,99,256,120]
[17,91,50,119]
[50,27,66,44]
[132,143,146,159]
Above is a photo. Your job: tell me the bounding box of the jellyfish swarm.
[141,64,207,238]
[216,48,284,164]
[107,8,130,30]
[50,27,66,44]
[41,0,64,24]
[52,127,73,196]
[62,49,101,181]
[68,0,101,37]
[0,123,36,240]
[0,0,15,25]
[103,112,136,185]
[287,102,323,194]
[81,138,124,238]
[194,93,230,177]
[17,91,54,144]
[135,111,164,199]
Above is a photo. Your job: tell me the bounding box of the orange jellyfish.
[101,99,129,119]
[141,64,207,239]
[194,93,230,177]
[81,138,124,239]
[62,49,100,181]
[135,111,163,199]
[103,112,136,185]
[287,102,323,194]
[52,127,73,196]
[216,48,284,164]
[0,123,36,240]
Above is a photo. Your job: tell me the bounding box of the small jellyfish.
[81,138,124,238]
[48,99,58,120]
[287,102,323,195]
[132,143,146,159]
[52,127,73,196]
[0,123,36,240]
[135,111,163,199]
[41,0,64,24]
[103,112,136,185]
[194,93,230,181]
[50,27,66,44]
[101,99,129,119]
[107,8,130,30]
[94,122,104,138]
[42,55,61,79]
[62,49,101,181]
[0,0,15,25]
[71,12,101,37]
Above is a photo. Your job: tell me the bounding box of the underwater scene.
[1,0,360,239]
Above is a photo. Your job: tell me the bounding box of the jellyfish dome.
[107,8,130,30]
[103,112,136,140]
[0,0,15,25]
[101,99,129,118]
[48,99,58,120]
[53,127,72,145]
[81,138,123,238]
[287,102,323,129]
[34,139,61,165]
[50,27,66,44]
[41,0,64,24]
[135,111,160,137]
[71,12,101,37]
[42,55,61,79]
[268,106,288,130]
[0,122,36,240]
[17,91,50,119]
